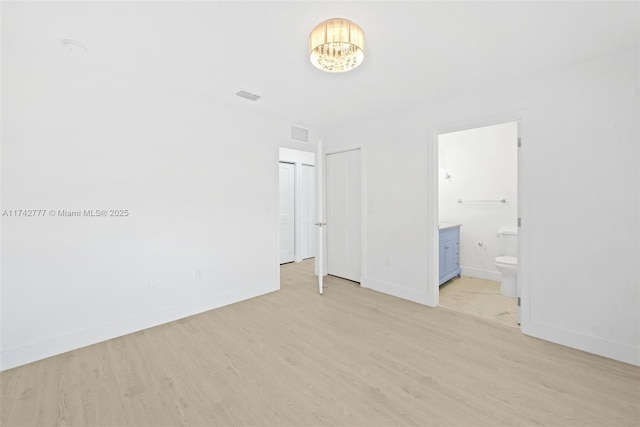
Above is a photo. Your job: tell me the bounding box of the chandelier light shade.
[309,18,364,73]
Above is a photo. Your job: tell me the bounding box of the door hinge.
[517,137,522,147]
[517,217,521,227]
[517,297,521,307]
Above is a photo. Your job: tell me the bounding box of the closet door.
[300,164,316,259]
[326,149,361,282]
[279,162,295,264]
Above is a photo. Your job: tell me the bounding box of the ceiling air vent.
[291,126,309,143]
[235,90,261,101]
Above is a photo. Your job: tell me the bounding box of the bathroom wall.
[439,122,518,281]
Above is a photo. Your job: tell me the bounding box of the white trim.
[0,280,279,371]
[362,277,429,305]
[516,119,531,328]
[360,146,366,286]
[428,110,530,325]
[325,145,362,156]
[522,321,640,367]
[460,267,502,282]
[274,147,281,286]
[426,127,439,307]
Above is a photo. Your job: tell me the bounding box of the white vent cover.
[235,90,261,101]
[291,126,309,143]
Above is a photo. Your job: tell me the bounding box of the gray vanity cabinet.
[439,225,461,285]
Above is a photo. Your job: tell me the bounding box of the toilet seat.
[496,256,517,265]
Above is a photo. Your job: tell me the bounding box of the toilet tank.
[497,228,518,256]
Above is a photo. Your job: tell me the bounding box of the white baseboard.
[461,266,502,282]
[0,281,279,371]
[362,276,431,306]
[521,321,640,367]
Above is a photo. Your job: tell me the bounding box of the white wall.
[323,48,639,366]
[439,122,518,281]
[0,47,319,370]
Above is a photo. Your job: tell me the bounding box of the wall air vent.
[235,90,261,101]
[291,126,309,143]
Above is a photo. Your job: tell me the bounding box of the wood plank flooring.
[2,258,639,426]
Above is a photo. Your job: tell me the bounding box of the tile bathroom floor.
[439,276,519,328]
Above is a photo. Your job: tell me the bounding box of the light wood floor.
[2,259,639,426]
[440,276,519,328]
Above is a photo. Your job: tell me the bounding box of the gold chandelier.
[309,18,364,73]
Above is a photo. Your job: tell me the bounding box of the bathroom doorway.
[437,121,520,328]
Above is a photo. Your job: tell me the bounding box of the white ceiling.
[3,1,639,130]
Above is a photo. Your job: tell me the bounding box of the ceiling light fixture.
[309,18,364,73]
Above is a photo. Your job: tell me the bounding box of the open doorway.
[278,147,319,295]
[278,145,363,296]
[278,148,316,265]
[437,122,520,328]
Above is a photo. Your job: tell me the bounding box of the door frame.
[277,148,317,262]
[427,111,531,330]
[275,147,316,287]
[321,145,365,285]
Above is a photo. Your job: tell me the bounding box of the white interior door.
[279,162,295,264]
[326,149,361,282]
[315,142,325,294]
[300,164,316,259]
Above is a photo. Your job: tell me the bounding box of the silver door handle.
[314,222,327,227]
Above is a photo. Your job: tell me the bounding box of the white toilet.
[495,228,518,298]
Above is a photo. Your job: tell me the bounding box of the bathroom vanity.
[439,223,461,285]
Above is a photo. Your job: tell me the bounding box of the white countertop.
[439,222,462,230]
